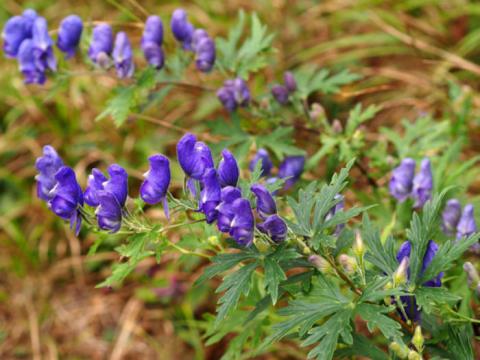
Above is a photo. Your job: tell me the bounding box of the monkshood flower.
[17,39,46,84]
[48,166,84,235]
[171,9,194,50]
[251,184,277,219]
[457,204,477,240]
[88,23,113,67]
[112,32,134,79]
[271,85,289,105]
[412,158,433,208]
[140,154,171,218]
[217,78,251,112]
[141,15,164,69]
[177,133,214,180]
[31,17,57,73]
[192,29,215,72]
[84,168,107,207]
[441,199,461,236]
[389,158,415,202]
[199,168,221,223]
[216,186,242,233]
[95,190,122,233]
[284,71,297,93]
[257,214,287,242]
[325,194,345,234]
[35,145,64,201]
[278,155,305,189]
[249,148,273,177]
[103,164,128,207]
[2,9,37,58]
[229,198,255,246]
[56,15,83,58]
[217,149,239,187]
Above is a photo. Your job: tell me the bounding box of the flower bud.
[441,199,461,236]
[338,254,357,274]
[389,342,409,359]
[353,231,365,258]
[284,71,297,93]
[271,85,289,105]
[88,23,113,66]
[412,158,433,208]
[393,257,409,286]
[308,255,331,273]
[332,119,343,133]
[208,235,219,247]
[457,204,477,240]
[112,32,135,79]
[463,262,480,286]
[309,103,325,120]
[56,15,83,58]
[408,350,422,360]
[412,325,424,352]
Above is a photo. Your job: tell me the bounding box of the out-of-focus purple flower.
[249,149,273,177]
[2,9,37,58]
[193,29,215,72]
[17,39,46,84]
[278,155,305,189]
[457,204,477,240]
[31,17,57,72]
[56,15,83,58]
[84,168,107,207]
[141,15,164,69]
[176,133,214,180]
[441,199,461,236]
[230,198,255,246]
[251,184,277,219]
[412,158,433,208]
[140,154,171,217]
[35,145,64,201]
[216,186,242,233]
[389,158,416,202]
[95,190,122,233]
[284,71,297,93]
[88,23,113,67]
[103,164,128,206]
[199,168,221,223]
[271,85,289,105]
[325,194,345,234]
[217,149,239,187]
[192,29,208,50]
[112,32,134,79]
[217,78,250,112]
[257,214,287,242]
[171,9,194,50]
[48,166,84,235]
[216,86,236,112]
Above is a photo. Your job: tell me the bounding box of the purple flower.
[278,156,305,189]
[88,24,113,67]
[217,78,250,112]
[192,29,208,50]
[199,168,221,223]
[457,204,477,240]
[284,71,297,93]
[412,158,433,208]
[257,214,287,242]
[389,158,415,202]
[216,86,237,112]
[2,9,37,58]
[217,149,239,187]
[216,186,242,233]
[141,15,164,69]
[171,9,194,50]
[230,198,255,247]
[140,154,171,218]
[84,168,108,207]
[48,166,84,235]
[31,17,57,72]
[35,145,64,201]
[176,133,214,180]
[56,15,83,58]
[325,194,345,234]
[17,39,46,84]
[193,29,215,72]
[103,164,128,207]
[95,190,122,233]
[271,85,289,105]
[249,149,273,177]
[441,199,461,236]
[251,184,277,219]
[112,32,134,79]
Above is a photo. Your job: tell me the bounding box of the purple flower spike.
[141,16,164,69]
[31,17,57,72]
[217,149,239,187]
[84,168,107,207]
[199,168,221,223]
[251,184,277,219]
[389,158,415,202]
[56,15,83,58]
[271,85,289,105]
[35,145,64,201]
[140,154,171,218]
[230,198,255,247]
[284,72,297,93]
[171,9,194,50]
[103,164,128,206]
[257,214,287,242]
[17,39,46,84]
[88,24,113,67]
[278,156,305,189]
[457,204,477,240]
[441,199,461,236]
[95,190,122,233]
[112,32,134,79]
[176,133,214,180]
[412,158,433,208]
[249,149,273,177]
[216,186,242,233]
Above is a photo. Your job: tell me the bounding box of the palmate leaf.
[415,287,461,315]
[264,257,286,305]
[335,334,389,360]
[355,303,402,340]
[255,127,305,159]
[345,103,382,136]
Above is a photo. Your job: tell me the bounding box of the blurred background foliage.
[2,0,480,358]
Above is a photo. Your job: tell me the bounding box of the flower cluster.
[389,157,433,208]
[216,78,251,112]
[271,72,297,105]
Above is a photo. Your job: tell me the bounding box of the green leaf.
[415,287,462,315]
[96,86,136,126]
[255,127,305,159]
[444,324,474,360]
[264,257,286,305]
[356,303,402,340]
[335,334,389,360]
[345,103,381,135]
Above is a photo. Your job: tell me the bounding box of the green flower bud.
[389,341,409,359]
[412,325,424,353]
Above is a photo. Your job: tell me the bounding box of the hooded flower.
[2,9,37,58]
[249,149,273,177]
[251,184,277,219]
[441,199,461,236]
[199,168,221,223]
[389,158,416,202]
[84,168,108,207]
[257,214,287,242]
[48,166,84,235]
[140,154,171,218]
[216,186,242,233]
[278,156,305,189]
[192,29,215,72]
[457,204,477,240]
[176,133,214,180]
[412,158,433,208]
[35,145,64,201]
[325,194,345,234]
[171,9,194,50]
[141,15,164,69]
[284,71,297,93]
[103,164,128,206]
[217,78,250,112]
[112,32,134,78]
[17,39,46,84]
[88,23,113,67]
[56,15,83,58]
[229,198,255,246]
[271,85,289,105]
[31,17,57,72]
[217,149,239,187]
